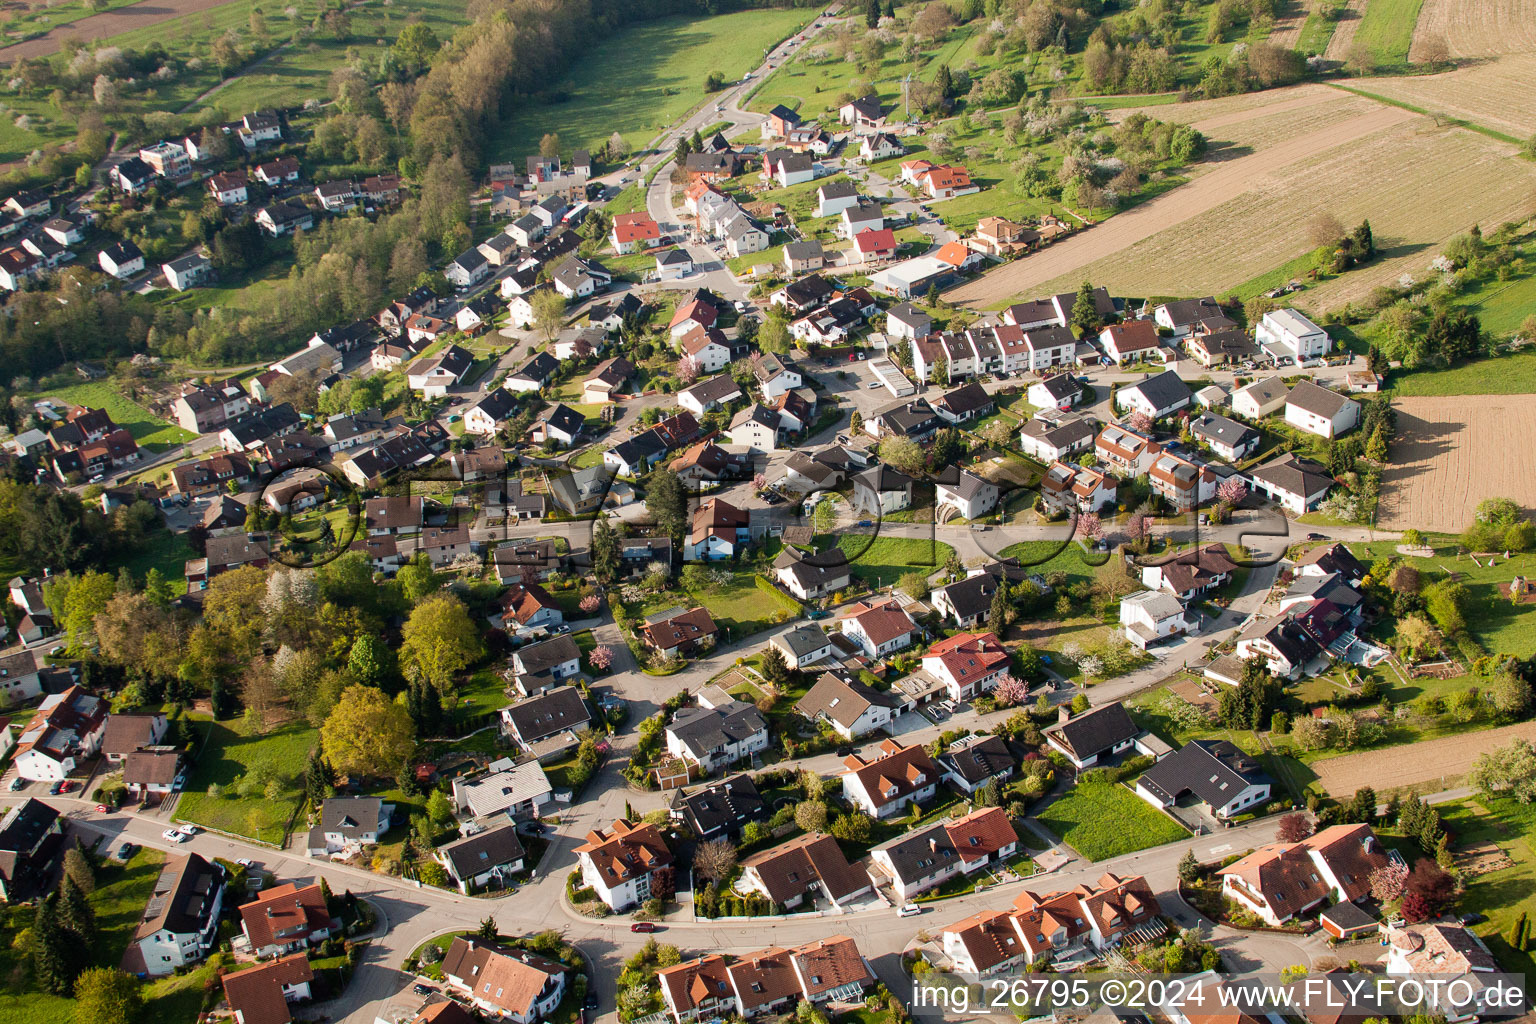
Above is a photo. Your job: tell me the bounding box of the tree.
[694,838,738,882]
[1070,280,1099,335]
[1276,812,1314,843]
[1178,850,1202,883]
[1128,410,1154,434]
[478,915,498,940]
[592,518,621,584]
[400,593,483,692]
[59,874,95,945]
[1369,859,1408,902]
[993,675,1030,707]
[63,845,95,894]
[760,645,791,691]
[72,968,141,1024]
[877,436,925,476]
[588,645,615,672]
[321,685,416,778]
[645,469,689,544]
[988,583,1010,635]
[899,572,930,600]
[1402,859,1456,920]
[32,891,81,994]
[533,288,568,343]
[1490,672,1532,719]
[1216,477,1248,507]
[1469,739,1536,802]
[1344,786,1378,824]
[392,22,441,70]
[864,0,880,28]
[758,315,791,355]
[829,811,873,843]
[426,789,454,826]
[539,133,561,159]
[608,131,629,160]
[396,552,441,603]
[795,801,828,832]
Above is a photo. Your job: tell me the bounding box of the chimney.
[929,837,939,852]
[1058,705,1072,724]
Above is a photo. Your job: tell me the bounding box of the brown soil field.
[949,85,1536,310]
[1265,0,1310,49]
[0,0,238,64]
[1378,396,1536,532]
[1358,55,1536,140]
[1410,0,1536,58]
[1322,0,1370,60]
[1310,720,1536,796]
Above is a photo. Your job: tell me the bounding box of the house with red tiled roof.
[611,212,662,254]
[14,686,107,782]
[738,832,872,910]
[238,882,332,959]
[573,818,673,911]
[440,936,568,1023]
[658,954,735,1023]
[920,631,1011,701]
[840,739,939,819]
[669,295,720,339]
[684,498,750,561]
[641,607,718,656]
[868,806,1018,903]
[1218,824,1398,926]
[901,161,978,200]
[222,953,314,1024]
[721,936,874,1018]
[838,598,917,658]
[494,583,564,637]
[944,871,1162,968]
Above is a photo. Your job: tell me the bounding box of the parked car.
[48,781,63,796]
[116,842,137,861]
[7,777,23,791]
[898,904,923,917]
[180,824,202,835]
[236,858,256,869]
[163,828,192,843]
[413,984,436,995]
[630,922,657,933]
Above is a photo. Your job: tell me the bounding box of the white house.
[442,937,567,1024]
[133,853,225,975]
[815,180,860,219]
[1247,453,1334,513]
[772,626,836,671]
[683,498,750,561]
[839,598,917,658]
[1136,739,1273,821]
[869,806,1017,904]
[1231,376,1290,420]
[935,467,999,521]
[573,819,674,911]
[840,739,939,818]
[1119,590,1190,650]
[1284,381,1360,439]
[793,672,899,740]
[162,251,212,291]
[98,240,145,280]
[665,701,770,774]
[14,687,107,781]
[1256,307,1331,361]
[921,631,1011,701]
[1218,823,1394,925]
[1115,370,1193,420]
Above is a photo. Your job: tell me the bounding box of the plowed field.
[1378,396,1536,532]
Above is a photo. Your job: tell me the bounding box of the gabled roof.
[239,882,328,949]
[441,937,565,1017]
[1286,380,1355,419]
[841,739,939,809]
[1249,452,1332,499]
[1122,369,1193,412]
[438,825,526,879]
[669,773,766,838]
[503,686,590,743]
[222,954,313,1024]
[574,819,672,885]
[1043,702,1140,760]
[740,832,868,905]
[1138,739,1271,808]
[840,598,915,646]
[795,672,897,730]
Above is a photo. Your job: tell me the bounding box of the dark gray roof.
[941,736,1016,786]
[670,774,767,839]
[1136,739,1270,806]
[935,572,999,622]
[935,382,994,417]
[819,180,858,201]
[870,818,963,881]
[439,825,525,879]
[1034,374,1082,402]
[680,373,742,408]
[1021,414,1097,450]
[777,625,833,659]
[935,466,992,500]
[471,387,518,424]
[667,701,767,751]
[1286,380,1354,418]
[784,240,823,261]
[1159,296,1223,327]
[514,634,581,674]
[772,549,850,591]
[320,796,383,838]
[795,671,898,730]
[1249,453,1332,499]
[1125,370,1193,413]
[503,686,590,743]
[1044,702,1140,760]
[1293,542,1366,580]
[853,462,913,495]
[543,403,584,437]
[136,852,223,939]
[1190,412,1259,450]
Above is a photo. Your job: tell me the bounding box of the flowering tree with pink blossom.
[588,645,615,672]
[1217,478,1248,507]
[579,594,602,614]
[1127,512,1151,546]
[1369,860,1409,902]
[993,674,1031,707]
[1076,512,1103,540]
[677,354,701,385]
[753,472,768,492]
[1129,411,1154,433]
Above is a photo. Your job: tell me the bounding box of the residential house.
[1116,370,1193,420]
[772,550,852,603]
[666,701,769,774]
[1247,453,1333,513]
[132,853,225,975]
[1153,297,1229,338]
[641,607,718,657]
[304,797,389,857]
[238,883,331,958]
[172,382,251,434]
[111,157,156,194]
[583,357,636,404]
[611,212,662,254]
[1184,327,1259,367]
[727,936,873,1017]
[850,463,913,516]
[532,404,584,448]
[901,160,978,200]
[783,240,825,275]
[254,157,301,186]
[922,631,1011,701]
[868,806,1017,903]
[1293,542,1367,583]
[727,404,780,452]
[100,712,167,763]
[1140,544,1238,604]
[163,251,212,291]
[1231,376,1290,420]
[1137,739,1272,819]
[451,757,553,821]
[668,774,767,844]
[255,202,314,237]
[816,180,861,219]
[669,294,720,339]
[1043,702,1160,770]
[1100,321,1164,364]
[1019,412,1098,464]
[884,302,931,341]
[839,598,917,659]
[98,240,145,279]
[1256,308,1331,361]
[0,798,63,902]
[838,95,885,131]
[676,324,733,374]
[1189,412,1260,461]
[494,583,564,636]
[221,954,314,1024]
[574,819,673,911]
[684,498,750,561]
[123,748,184,799]
[946,872,1160,968]
[860,133,904,162]
[938,735,1017,796]
[505,352,559,394]
[794,672,900,740]
[406,344,473,397]
[935,466,999,521]
[1218,823,1394,925]
[840,740,940,819]
[1383,923,1499,1023]
[839,201,884,239]
[13,686,107,781]
[436,826,526,894]
[1149,450,1220,511]
[738,832,872,910]
[932,382,994,425]
[1119,590,1191,650]
[501,686,590,761]
[971,217,1040,256]
[1028,374,1084,411]
[441,937,567,1023]
[1285,381,1360,439]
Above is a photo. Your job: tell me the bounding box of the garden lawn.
[493,7,815,162]
[998,539,1108,585]
[175,716,316,845]
[1434,796,1536,977]
[825,535,956,587]
[685,574,800,638]
[1035,779,1188,860]
[23,381,194,448]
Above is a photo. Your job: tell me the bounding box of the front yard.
[1034,777,1188,861]
[822,535,957,588]
[175,716,316,844]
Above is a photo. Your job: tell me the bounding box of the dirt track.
[0,0,237,64]
[1378,395,1536,532]
[946,96,1415,309]
[1311,720,1536,796]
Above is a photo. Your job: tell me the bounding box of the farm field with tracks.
[1311,720,1536,796]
